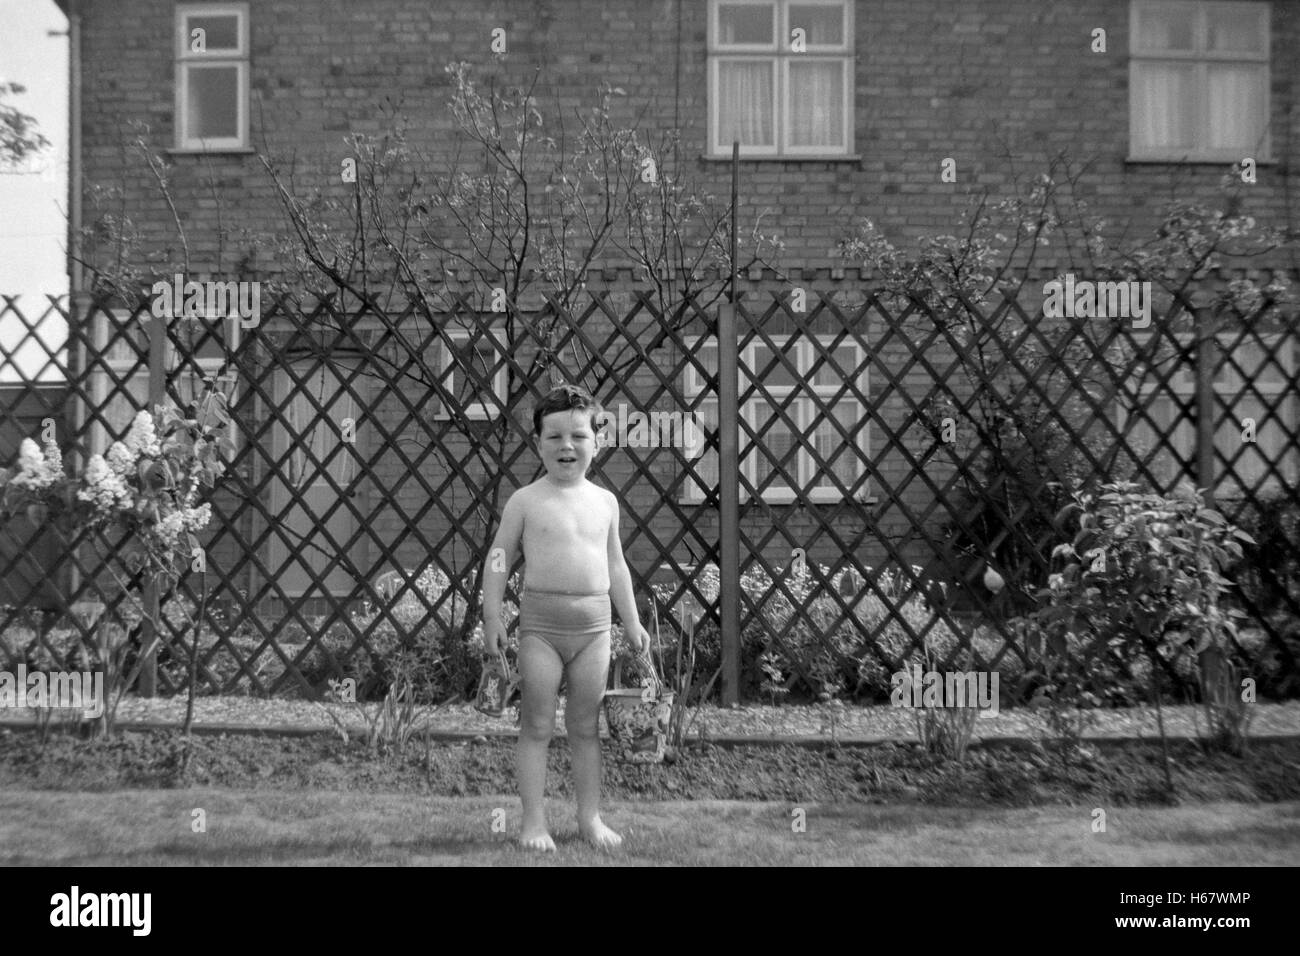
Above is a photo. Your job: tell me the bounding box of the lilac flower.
[8,438,62,491]
[78,453,132,511]
[123,410,161,458]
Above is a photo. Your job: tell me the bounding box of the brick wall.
[77,0,1300,279]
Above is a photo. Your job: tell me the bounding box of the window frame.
[680,334,870,504]
[381,317,509,422]
[1117,331,1298,495]
[435,324,511,422]
[1128,0,1271,162]
[707,0,855,159]
[174,2,251,151]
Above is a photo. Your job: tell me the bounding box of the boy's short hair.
[532,383,605,437]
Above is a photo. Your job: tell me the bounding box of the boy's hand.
[629,623,652,656]
[483,618,507,656]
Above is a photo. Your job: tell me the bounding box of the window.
[708,0,853,158]
[1129,1,1270,161]
[378,318,508,421]
[86,311,242,457]
[436,325,509,421]
[175,3,250,150]
[1120,333,1297,497]
[682,335,869,502]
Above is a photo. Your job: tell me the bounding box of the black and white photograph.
[0,0,1296,898]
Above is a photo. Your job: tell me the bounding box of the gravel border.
[3,695,1299,745]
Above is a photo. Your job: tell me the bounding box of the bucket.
[603,650,674,764]
[474,650,519,718]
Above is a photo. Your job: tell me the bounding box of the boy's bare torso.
[518,478,613,593]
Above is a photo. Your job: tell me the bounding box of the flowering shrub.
[1,402,229,587]
[0,392,233,731]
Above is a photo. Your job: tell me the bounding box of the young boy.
[481,384,650,851]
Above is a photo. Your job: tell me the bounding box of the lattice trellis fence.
[0,287,1296,703]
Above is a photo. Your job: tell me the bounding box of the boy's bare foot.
[519,823,556,852]
[579,816,622,849]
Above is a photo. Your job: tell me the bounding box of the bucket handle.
[484,648,517,684]
[612,647,663,700]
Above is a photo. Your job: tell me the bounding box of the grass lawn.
[2,790,1297,865]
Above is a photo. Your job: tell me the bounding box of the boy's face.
[536,408,598,482]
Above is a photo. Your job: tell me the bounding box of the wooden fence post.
[718,301,740,706]
[714,140,742,706]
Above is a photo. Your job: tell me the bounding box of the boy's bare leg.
[517,634,563,851]
[564,632,620,848]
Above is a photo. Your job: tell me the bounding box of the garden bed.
[1,726,1298,807]
[4,695,1300,742]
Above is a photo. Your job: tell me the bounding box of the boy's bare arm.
[483,490,526,622]
[606,493,644,650]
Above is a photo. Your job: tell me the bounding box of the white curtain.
[186,65,239,140]
[790,61,842,147]
[718,61,774,146]
[692,398,718,480]
[1133,63,1195,150]
[1208,65,1265,150]
[814,401,858,487]
[754,411,794,488]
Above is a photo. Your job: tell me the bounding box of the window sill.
[166,147,257,156]
[677,495,880,506]
[699,153,861,164]
[1125,154,1275,165]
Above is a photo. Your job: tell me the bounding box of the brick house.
[39,0,1300,617]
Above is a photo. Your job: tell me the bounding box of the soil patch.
[2,727,1298,807]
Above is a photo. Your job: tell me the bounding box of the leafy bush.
[1230,494,1300,618]
[1227,494,1300,698]
[1034,481,1255,753]
[941,430,1135,615]
[1036,482,1251,659]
